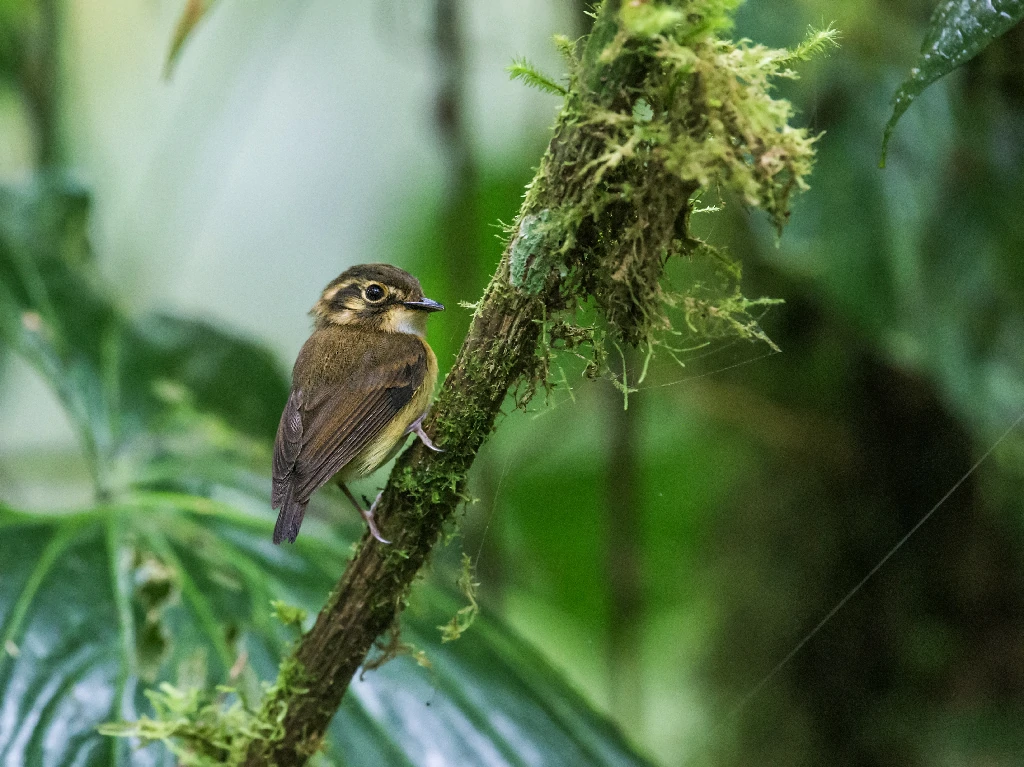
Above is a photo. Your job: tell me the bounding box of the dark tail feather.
[272,485,307,544]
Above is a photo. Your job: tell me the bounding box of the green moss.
[509,9,836,362]
[363,621,432,672]
[438,553,480,642]
[270,600,308,639]
[100,642,311,765]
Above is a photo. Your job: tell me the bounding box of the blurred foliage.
[3,0,1024,766]
[165,0,218,78]
[0,179,652,765]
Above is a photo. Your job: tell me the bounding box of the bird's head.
[311,263,444,336]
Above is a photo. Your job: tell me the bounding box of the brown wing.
[272,328,427,543]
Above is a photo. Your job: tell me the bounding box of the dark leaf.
[882,0,1024,163]
[0,181,288,464]
[123,314,289,442]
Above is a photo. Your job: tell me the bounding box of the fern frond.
[507,57,568,96]
[553,34,579,64]
[781,24,841,64]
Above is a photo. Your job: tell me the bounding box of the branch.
[242,1,827,763]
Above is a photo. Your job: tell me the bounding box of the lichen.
[509,210,560,296]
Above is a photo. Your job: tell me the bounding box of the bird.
[271,263,444,545]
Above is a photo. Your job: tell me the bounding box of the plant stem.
[19,0,62,167]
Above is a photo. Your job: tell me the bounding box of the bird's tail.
[272,485,308,544]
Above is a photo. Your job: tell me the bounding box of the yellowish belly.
[338,340,437,481]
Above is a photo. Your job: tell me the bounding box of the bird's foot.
[408,415,443,452]
[361,491,390,544]
[339,481,390,544]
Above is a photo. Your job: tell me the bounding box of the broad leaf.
[0,180,289,477]
[0,501,651,766]
[882,0,1024,162]
[0,180,651,766]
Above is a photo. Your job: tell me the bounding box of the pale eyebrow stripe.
[322,281,357,301]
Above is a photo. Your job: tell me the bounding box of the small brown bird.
[272,264,443,545]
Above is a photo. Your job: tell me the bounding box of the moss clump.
[511,4,836,355]
[438,553,480,642]
[100,632,311,765]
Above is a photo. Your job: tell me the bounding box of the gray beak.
[403,297,445,312]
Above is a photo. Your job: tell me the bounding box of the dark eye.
[364,284,385,302]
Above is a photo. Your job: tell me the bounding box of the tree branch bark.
[246,275,547,764]
[242,1,823,761]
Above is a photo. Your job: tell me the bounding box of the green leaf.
[882,0,1024,164]
[0,177,652,766]
[123,314,289,442]
[334,585,651,767]
[0,503,652,766]
[0,180,288,485]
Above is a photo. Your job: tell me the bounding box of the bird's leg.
[406,413,443,452]
[338,481,390,544]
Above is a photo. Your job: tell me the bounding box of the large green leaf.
[882,0,1024,162]
[0,180,289,482]
[0,180,652,765]
[0,500,651,766]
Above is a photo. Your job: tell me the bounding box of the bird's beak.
[403,297,445,312]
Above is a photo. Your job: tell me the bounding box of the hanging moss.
[507,5,835,354]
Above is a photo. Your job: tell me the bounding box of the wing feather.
[272,388,303,508]
[271,328,427,543]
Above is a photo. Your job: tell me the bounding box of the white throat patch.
[388,307,429,337]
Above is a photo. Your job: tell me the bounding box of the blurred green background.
[3,0,1024,765]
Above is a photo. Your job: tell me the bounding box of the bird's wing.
[272,330,428,507]
[272,387,304,509]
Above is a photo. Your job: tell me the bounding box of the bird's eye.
[364,284,386,302]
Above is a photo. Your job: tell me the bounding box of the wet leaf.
[0,502,651,766]
[882,0,1024,163]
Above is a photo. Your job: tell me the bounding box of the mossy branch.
[229,2,831,764]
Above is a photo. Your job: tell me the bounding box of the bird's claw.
[410,417,443,452]
[340,482,391,544]
[361,491,390,544]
